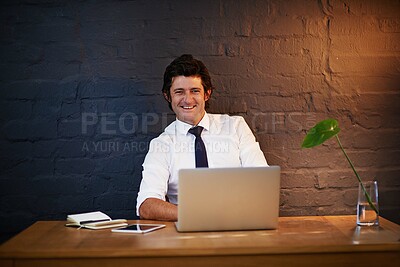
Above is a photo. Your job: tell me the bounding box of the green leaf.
[301,119,341,148]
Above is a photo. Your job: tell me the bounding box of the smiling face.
[165,75,210,126]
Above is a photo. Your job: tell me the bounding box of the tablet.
[111,224,165,234]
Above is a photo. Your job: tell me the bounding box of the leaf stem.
[335,135,378,214]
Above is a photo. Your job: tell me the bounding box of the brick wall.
[0,0,399,242]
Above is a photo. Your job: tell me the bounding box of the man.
[136,54,268,221]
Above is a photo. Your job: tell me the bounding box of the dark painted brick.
[0,141,32,161]
[14,23,77,43]
[58,78,79,100]
[55,158,95,175]
[32,140,58,158]
[1,195,35,214]
[79,78,129,99]
[79,1,170,22]
[0,43,43,64]
[57,140,87,158]
[54,195,95,215]
[32,159,54,175]
[29,62,80,80]
[0,100,32,121]
[3,120,57,141]
[32,100,61,121]
[45,42,82,63]
[80,99,108,115]
[60,102,80,120]
[93,192,136,211]
[108,174,139,193]
[0,63,31,81]
[0,177,35,196]
[106,97,154,115]
[0,80,58,100]
[0,4,75,25]
[94,156,134,174]
[57,119,84,138]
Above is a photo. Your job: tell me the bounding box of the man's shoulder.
[207,113,248,134]
[150,120,177,144]
[163,120,177,133]
[208,113,245,124]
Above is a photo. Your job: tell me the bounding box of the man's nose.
[183,91,192,102]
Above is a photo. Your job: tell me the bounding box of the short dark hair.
[162,54,214,110]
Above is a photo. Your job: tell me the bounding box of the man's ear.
[204,89,211,101]
[163,92,171,102]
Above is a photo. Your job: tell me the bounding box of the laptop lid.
[176,166,280,232]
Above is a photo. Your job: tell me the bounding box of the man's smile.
[182,106,196,109]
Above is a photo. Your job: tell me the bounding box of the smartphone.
[111,224,166,234]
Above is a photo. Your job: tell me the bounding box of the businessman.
[136,54,268,221]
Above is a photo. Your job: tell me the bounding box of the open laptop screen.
[176,166,281,232]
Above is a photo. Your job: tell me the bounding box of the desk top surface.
[1,215,399,259]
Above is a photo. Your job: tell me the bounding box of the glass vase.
[356,180,379,226]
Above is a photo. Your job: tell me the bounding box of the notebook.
[175,166,281,232]
[65,211,128,230]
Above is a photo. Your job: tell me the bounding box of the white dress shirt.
[136,113,268,216]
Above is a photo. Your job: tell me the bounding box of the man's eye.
[192,89,200,93]
[174,91,183,95]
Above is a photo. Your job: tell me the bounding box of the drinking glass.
[357,180,379,226]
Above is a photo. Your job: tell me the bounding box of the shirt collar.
[176,112,210,135]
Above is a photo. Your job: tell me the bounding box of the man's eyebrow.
[172,87,202,91]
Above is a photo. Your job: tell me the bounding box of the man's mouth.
[181,106,195,110]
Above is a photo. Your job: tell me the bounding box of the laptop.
[175,166,281,232]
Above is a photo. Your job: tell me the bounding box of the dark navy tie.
[188,126,209,168]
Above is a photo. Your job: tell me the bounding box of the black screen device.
[111,224,165,233]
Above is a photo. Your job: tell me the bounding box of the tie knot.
[188,126,204,137]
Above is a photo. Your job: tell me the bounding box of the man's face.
[166,75,210,126]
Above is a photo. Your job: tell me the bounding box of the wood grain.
[1,216,399,267]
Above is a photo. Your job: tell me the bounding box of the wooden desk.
[0,215,399,267]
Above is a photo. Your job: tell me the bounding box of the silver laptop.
[175,166,281,232]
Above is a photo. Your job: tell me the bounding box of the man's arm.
[237,116,268,166]
[139,198,178,221]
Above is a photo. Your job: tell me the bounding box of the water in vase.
[357,202,379,226]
